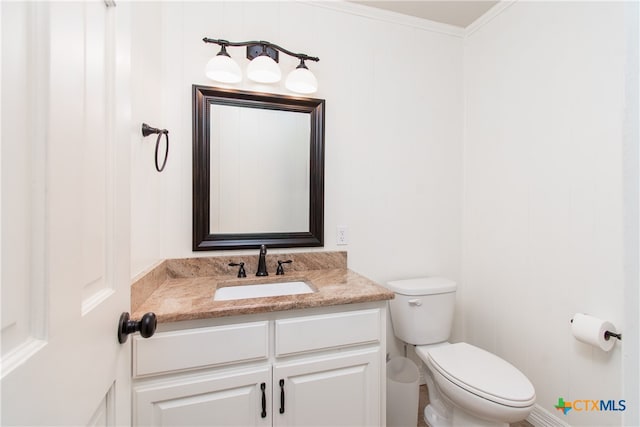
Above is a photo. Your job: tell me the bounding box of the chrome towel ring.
[141,123,169,172]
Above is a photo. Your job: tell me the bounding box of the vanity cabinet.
[134,366,271,426]
[132,303,386,426]
[273,349,379,426]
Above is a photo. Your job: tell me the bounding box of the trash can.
[386,357,420,427]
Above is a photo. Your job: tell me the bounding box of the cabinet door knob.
[279,379,285,414]
[117,312,157,344]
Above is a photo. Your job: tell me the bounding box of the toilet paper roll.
[571,313,617,352]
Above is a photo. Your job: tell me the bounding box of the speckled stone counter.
[131,251,394,323]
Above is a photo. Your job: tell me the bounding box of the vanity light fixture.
[246,44,282,84]
[205,44,242,84]
[203,38,319,94]
[285,59,318,95]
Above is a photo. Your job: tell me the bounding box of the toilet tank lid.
[386,277,456,296]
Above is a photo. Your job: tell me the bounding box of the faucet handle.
[228,262,246,278]
[276,260,293,275]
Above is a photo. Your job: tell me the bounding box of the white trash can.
[386,357,420,427]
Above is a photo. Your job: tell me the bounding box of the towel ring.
[141,123,169,172]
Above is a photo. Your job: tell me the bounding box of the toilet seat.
[421,343,535,408]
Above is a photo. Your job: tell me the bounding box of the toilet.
[385,277,535,427]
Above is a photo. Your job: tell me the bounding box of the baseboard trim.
[527,404,571,427]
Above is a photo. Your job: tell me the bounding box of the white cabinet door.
[273,349,381,427]
[134,366,272,427]
[1,1,132,425]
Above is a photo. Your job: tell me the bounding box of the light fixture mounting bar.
[203,38,319,63]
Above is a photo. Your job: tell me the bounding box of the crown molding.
[465,0,518,37]
[300,1,466,38]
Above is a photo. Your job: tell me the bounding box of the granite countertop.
[131,252,394,323]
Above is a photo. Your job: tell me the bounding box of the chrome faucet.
[256,244,268,276]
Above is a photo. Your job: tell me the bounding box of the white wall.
[622,4,640,425]
[462,2,633,425]
[130,1,465,293]
[130,2,166,277]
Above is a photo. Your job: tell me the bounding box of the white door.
[273,349,380,427]
[1,1,132,425]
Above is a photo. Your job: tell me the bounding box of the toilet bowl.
[417,343,535,426]
[385,277,535,427]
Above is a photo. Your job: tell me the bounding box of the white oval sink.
[214,281,314,301]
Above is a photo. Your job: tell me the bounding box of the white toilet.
[385,277,535,427]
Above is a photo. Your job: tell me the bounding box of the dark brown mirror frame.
[192,85,325,250]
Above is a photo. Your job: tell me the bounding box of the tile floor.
[416,385,533,427]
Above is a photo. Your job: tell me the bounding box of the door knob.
[117,312,157,344]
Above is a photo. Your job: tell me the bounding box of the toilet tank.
[385,277,457,345]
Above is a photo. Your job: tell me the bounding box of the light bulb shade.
[285,66,318,94]
[247,55,282,83]
[205,54,242,84]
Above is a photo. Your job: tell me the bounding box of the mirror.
[209,105,310,233]
[193,85,325,250]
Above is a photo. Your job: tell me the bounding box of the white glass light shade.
[285,67,318,94]
[246,55,282,83]
[205,55,242,84]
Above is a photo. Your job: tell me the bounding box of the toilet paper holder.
[570,318,622,341]
[605,331,623,341]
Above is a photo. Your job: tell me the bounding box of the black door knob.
[117,312,157,344]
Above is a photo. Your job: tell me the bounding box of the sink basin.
[214,281,315,301]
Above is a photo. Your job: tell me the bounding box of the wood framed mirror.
[192,85,325,250]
